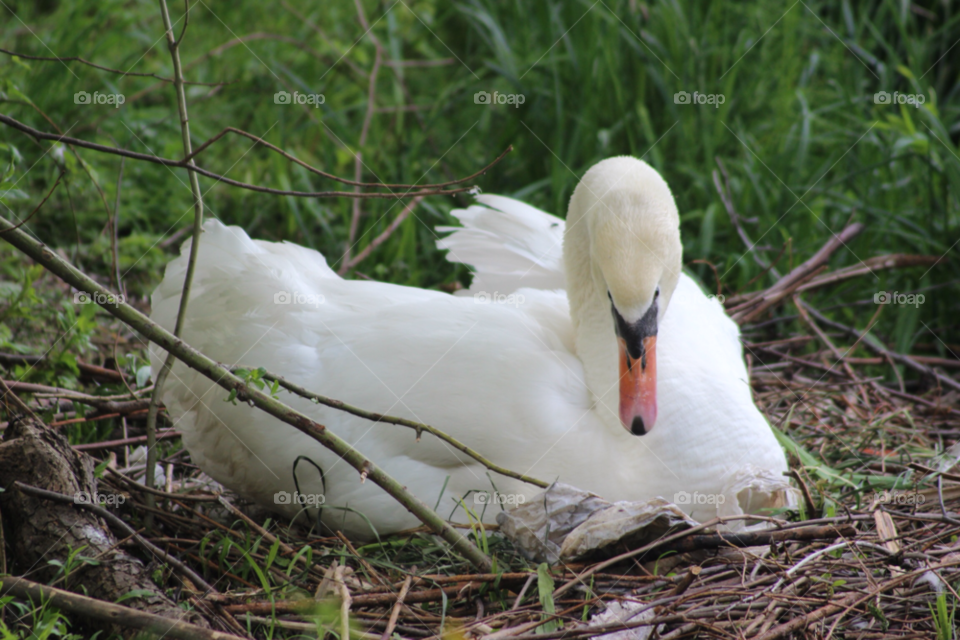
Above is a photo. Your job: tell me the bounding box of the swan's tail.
[150,220,338,374]
[437,194,566,295]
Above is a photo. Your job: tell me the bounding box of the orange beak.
[618,335,657,435]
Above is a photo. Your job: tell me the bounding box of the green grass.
[1,0,957,363]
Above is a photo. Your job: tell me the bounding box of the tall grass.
[1,0,957,355]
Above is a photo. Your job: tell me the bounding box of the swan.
[150,156,788,538]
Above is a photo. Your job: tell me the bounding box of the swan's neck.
[564,223,622,430]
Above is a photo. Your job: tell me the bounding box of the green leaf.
[536,563,559,633]
[115,589,156,604]
[136,365,152,388]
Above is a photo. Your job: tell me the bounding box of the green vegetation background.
[1,0,957,367]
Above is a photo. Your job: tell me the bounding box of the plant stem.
[0,214,493,571]
[247,368,548,488]
[145,0,205,524]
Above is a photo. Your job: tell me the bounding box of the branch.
[145,0,207,516]
[729,223,864,324]
[182,127,511,189]
[2,170,63,232]
[0,114,511,199]
[798,299,960,393]
[0,577,242,640]
[0,213,492,571]
[12,482,216,593]
[248,367,548,488]
[713,159,780,277]
[341,195,422,273]
[343,0,385,268]
[0,47,227,86]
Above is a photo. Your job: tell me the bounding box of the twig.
[110,157,124,293]
[0,577,242,640]
[342,196,425,273]
[73,430,180,451]
[0,213,493,571]
[336,530,389,586]
[381,576,412,640]
[251,368,548,488]
[0,170,64,233]
[146,0,206,523]
[795,253,939,293]
[0,377,39,422]
[798,300,960,392]
[181,127,508,189]
[343,0,384,269]
[713,160,778,277]
[335,564,352,640]
[0,47,226,86]
[656,524,855,555]
[730,223,864,324]
[12,482,216,593]
[793,294,874,408]
[0,114,510,199]
[0,353,127,382]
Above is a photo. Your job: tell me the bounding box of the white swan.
[150,157,788,538]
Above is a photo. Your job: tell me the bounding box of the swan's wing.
[437,194,566,295]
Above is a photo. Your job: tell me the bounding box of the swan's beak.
[612,298,658,435]
[618,335,657,435]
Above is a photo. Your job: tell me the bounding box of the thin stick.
[0,170,64,233]
[799,300,960,392]
[111,157,124,294]
[381,576,412,640]
[0,577,242,640]
[730,223,864,324]
[343,0,383,269]
[713,161,778,276]
[343,196,424,272]
[0,114,511,199]
[253,369,548,488]
[181,127,509,189]
[0,47,224,86]
[146,0,206,525]
[12,482,216,593]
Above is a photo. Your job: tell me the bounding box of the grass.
[0,0,957,356]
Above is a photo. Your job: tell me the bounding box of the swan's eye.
[654,287,660,299]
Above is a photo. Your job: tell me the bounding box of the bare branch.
[0,46,226,87]
[0,114,512,199]
[341,196,424,273]
[0,170,63,233]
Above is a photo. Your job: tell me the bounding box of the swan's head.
[565,156,682,436]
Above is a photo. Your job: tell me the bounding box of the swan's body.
[151,157,787,538]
